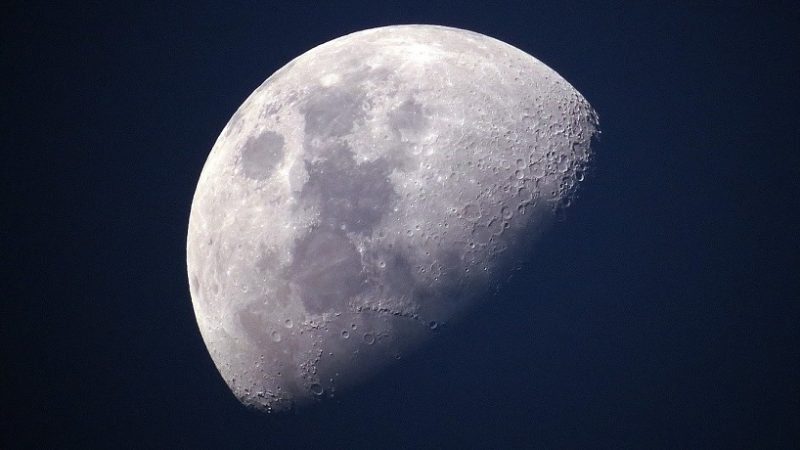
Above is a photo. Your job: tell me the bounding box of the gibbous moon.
[187,25,598,412]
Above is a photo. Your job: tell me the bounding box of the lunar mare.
[187,25,598,412]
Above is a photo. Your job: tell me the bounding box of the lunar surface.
[187,25,598,412]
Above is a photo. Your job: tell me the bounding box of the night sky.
[4,1,799,448]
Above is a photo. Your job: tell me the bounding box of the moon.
[187,25,598,412]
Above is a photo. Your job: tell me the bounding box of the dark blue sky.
[4,1,799,448]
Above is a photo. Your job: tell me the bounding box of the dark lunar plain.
[3,1,799,448]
